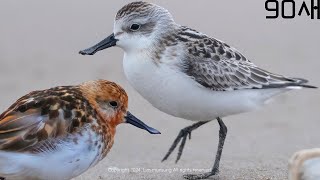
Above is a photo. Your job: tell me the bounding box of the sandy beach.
[0,1,319,179]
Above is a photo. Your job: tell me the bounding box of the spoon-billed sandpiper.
[80,2,316,179]
[0,79,160,180]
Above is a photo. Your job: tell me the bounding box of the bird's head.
[79,1,176,54]
[80,80,160,134]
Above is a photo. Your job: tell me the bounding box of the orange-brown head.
[80,80,160,134]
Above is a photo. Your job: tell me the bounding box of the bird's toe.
[183,172,219,180]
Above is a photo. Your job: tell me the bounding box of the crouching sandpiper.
[0,80,160,180]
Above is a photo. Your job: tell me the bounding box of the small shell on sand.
[289,148,320,180]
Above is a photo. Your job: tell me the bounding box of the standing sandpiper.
[0,80,160,180]
[80,1,317,179]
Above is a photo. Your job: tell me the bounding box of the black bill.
[79,33,117,55]
[125,111,161,134]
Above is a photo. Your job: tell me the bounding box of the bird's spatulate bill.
[79,33,117,55]
[125,111,161,134]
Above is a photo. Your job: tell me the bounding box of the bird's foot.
[162,126,192,163]
[183,171,219,180]
[161,121,208,163]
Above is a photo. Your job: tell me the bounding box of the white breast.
[0,128,104,180]
[123,52,289,121]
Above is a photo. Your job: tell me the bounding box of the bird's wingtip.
[291,78,317,89]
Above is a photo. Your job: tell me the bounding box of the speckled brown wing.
[0,86,96,152]
[178,27,310,91]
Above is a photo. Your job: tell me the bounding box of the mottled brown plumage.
[0,80,125,153]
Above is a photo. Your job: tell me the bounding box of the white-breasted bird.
[80,1,316,179]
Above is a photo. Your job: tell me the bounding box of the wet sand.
[0,1,319,179]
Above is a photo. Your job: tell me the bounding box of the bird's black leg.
[183,117,228,180]
[162,121,209,163]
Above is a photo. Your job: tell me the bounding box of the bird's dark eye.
[109,101,118,108]
[130,23,141,31]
